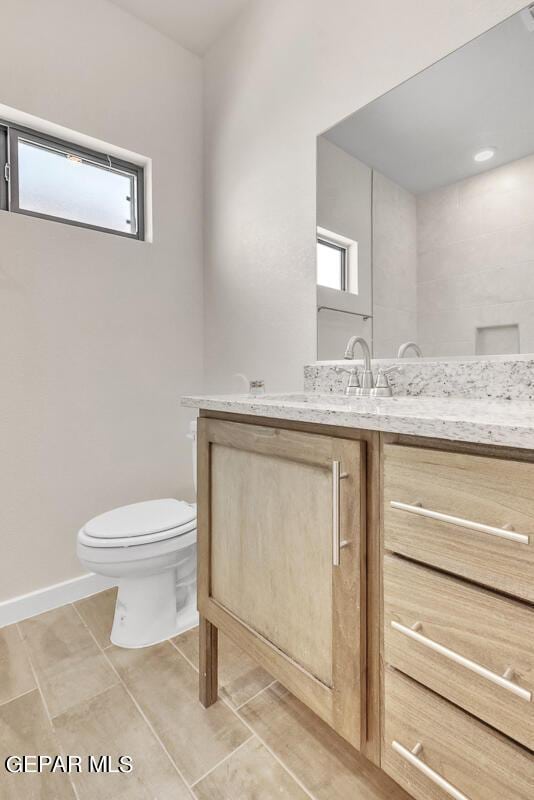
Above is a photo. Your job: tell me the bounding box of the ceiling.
[325,9,534,194]
[110,0,250,55]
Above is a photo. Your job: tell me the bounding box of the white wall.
[417,153,534,356]
[203,0,526,391]
[372,171,418,358]
[0,0,203,602]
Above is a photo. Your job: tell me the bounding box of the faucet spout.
[397,341,423,358]
[344,336,372,369]
[343,336,374,392]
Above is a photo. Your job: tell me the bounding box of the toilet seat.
[77,525,197,565]
[78,498,197,549]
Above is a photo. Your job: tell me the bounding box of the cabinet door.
[197,418,366,748]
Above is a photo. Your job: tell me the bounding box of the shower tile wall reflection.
[417,153,534,356]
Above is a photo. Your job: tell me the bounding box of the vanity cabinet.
[197,417,368,749]
[194,413,534,798]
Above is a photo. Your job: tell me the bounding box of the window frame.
[0,121,144,240]
[317,236,348,291]
[0,125,8,212]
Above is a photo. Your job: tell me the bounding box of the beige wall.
[203,0,525,390]
[372,171,418,358]
[0,0,203,601]
[417,153,534,356]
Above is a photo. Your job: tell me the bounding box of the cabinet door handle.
[332,461,348,566]
[391,620,532,702]
[390,500,529,545]
[392,740,470,800]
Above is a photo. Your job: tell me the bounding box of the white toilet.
[77,421,198,648]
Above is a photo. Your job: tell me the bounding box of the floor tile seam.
[0,686,37,708]
[90,639,197,797]
[169,637,199,673]
[170,635,316,797]
[15,621,54,722]
[188,732,256,790]
[37,604,122,720]
[221,693,319,800]
[71,601,115,654]
[234,679,278,711]
[15,619,81,800]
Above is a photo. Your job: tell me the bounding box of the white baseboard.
[0,573,117,628]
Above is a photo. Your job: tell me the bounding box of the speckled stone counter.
[304,356,534,401]
[181,392,534,450]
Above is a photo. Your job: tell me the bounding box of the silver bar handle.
[391,620,532,702]
[392,741,470,800]
[332,461,348,566]
[390,500,529,545]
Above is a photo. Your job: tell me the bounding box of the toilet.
[77,421,198,648]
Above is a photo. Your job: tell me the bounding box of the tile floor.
[0,589,410,799]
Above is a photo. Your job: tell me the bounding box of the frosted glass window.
[6,127,144,239]
[17,140,137,235]
[317,239,346,290]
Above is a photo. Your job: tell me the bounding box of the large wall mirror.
[316,5,534,360]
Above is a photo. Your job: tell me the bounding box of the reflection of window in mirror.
[317,238,346,290]
[316,227,358,293]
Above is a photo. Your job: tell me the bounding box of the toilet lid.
[83,499,196,540]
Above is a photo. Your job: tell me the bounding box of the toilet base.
[110,568,198,649]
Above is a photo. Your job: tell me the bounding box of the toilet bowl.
[76,422,198,648]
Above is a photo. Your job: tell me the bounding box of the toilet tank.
[188,420,197,495]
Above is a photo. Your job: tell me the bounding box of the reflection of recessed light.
[473,148,496,163]
[67,154,82,164]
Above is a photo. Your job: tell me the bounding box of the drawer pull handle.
[391,620,532,702]
[390,500,530,545]
[392,740,470,800]
[332,461,349,567]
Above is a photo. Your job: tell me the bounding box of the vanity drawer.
[384,555,534,749]
[383,668,534,800]
[383,444,534,601]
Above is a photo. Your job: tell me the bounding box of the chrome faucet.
[344,336,374,390]
[397,341,423,358]
[337,335,400,397]
[338,336,374,395]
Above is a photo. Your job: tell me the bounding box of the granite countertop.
[181,392,534,450]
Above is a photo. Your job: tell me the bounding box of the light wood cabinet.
[197,417,367,748]
[195,416,533,795]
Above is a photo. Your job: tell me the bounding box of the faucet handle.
[371,365,401,397]
[335,366,360,375]
[376,364,402,380]
[335,366,361,395]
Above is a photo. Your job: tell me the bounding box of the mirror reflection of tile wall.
[416,155,533,356]
[372,153,534,357]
